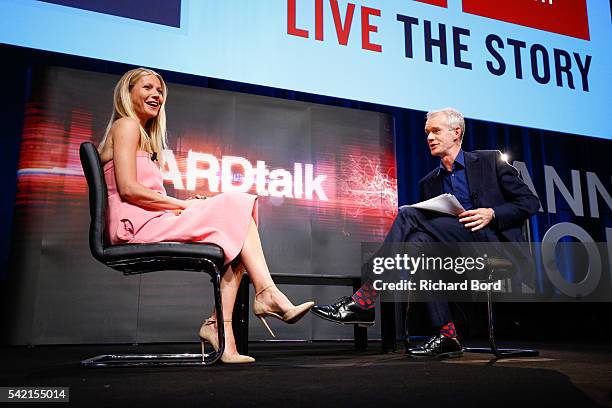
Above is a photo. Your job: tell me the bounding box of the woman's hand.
[184,195,207,207]
[187,194,207,200]
[173,195,207,215]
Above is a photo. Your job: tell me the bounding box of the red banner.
[413,0,447,8]
[462,0,590,41]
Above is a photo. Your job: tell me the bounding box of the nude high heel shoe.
[252,285,315,337]
[199,319,255,364]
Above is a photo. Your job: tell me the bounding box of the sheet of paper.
[408,194,465,216]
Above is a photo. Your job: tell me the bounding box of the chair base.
[463,347,539,358]
[473,268,539,359]
[81,352,220,368]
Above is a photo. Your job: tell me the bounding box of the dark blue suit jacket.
[418,150,540,242]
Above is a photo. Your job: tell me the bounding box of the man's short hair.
[426,108,465,141]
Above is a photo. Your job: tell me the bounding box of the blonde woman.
[98,68,313,363]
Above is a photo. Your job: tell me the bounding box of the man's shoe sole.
[406,350,464,360]
[310,309,374,327]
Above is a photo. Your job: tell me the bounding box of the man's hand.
[458,208,495,231]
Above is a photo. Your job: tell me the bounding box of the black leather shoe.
[406,334,463,359]
[310,296,375,326]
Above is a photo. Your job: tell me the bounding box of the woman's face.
[129,74,164,125]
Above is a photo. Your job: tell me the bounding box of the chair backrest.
[79,141,108,263]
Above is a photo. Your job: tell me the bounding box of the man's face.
[424,113,461,158]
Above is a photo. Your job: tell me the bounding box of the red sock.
[351,283,377,310]
[440,322,458,338]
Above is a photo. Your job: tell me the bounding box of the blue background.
[0,0,610,138]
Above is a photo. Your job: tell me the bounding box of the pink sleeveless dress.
[104,151,258,265]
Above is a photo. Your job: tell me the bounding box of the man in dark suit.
[311,108,540,358]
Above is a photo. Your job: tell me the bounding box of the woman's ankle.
[255,286,294,312]
[202,318,234,333]
[254,283,276,299]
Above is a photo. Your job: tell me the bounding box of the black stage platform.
[0,341,610,407]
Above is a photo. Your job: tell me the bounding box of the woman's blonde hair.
[98,67,168,163]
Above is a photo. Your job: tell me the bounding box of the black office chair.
[79,141,226,367]
[462,220,539,358]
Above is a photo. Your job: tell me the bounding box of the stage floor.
[0,341,610,407]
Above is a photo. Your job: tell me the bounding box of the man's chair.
[79,141,226,367]
[462,220,539,358]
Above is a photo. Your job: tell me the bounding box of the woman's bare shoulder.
[110,117,140,133]
[101,118,141,164]
[109,117,141,147]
